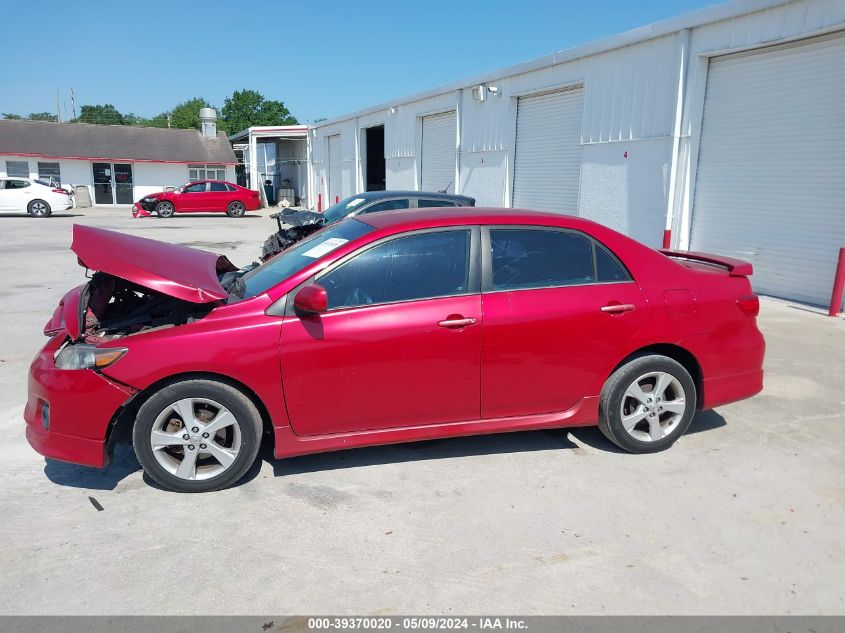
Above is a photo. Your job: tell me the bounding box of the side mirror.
[293,284,328,315]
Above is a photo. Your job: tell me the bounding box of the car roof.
[353,190,473,202]
[358,207,587,231]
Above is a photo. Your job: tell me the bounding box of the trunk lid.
[71,225,233,303]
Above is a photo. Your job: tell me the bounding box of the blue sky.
[2,0,719,124]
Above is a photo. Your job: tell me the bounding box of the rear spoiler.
[660,249,753,277]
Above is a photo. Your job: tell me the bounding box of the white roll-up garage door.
[690,34,845,305]
[512,87,583,214]
[420,111,456,193]
[327,134,342,204]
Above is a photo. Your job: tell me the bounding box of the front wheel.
[132,379,263,492]
[226,201,246,217]
[155,201,175,218]
[598,354,696,453]
[28,199,51,217]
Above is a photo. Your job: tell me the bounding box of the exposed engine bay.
[80,272,215,341]
[260,208,326,261]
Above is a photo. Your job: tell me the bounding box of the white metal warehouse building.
[306,0,845,306]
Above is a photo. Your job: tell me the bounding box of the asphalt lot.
[0,206,842,615]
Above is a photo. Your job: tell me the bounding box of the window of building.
[188,164,227,182]
[6,161,29,178]
[320,230,471,310]
[37,162,61,186]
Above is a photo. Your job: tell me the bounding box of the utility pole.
[56,90,62,123]
[167,113,172,128]
[70,87,77,119]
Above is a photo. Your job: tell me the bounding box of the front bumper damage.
[24,336,136,467]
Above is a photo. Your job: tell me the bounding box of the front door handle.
[438,316,478,328]
[601,303,636,314]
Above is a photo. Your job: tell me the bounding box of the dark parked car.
[261,190,475,260]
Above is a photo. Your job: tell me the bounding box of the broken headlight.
[55,344,127,370]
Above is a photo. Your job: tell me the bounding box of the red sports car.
[26,208,765,492]
[132,180,261,218]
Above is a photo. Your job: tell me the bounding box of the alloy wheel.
[31,202,48,216]
[619,371,687,442]
[149,398,242,481]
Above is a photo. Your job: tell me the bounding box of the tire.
[598,354,696,453]
[132,379,263,493]
[226,201,246,217]
[155,201,175,218]
[28,199,51,217]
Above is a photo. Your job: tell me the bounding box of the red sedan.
[26,208,765,492]
[132,180,261,218]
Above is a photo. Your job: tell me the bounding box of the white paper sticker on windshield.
[302,237,349,258]
[347,198,366,208]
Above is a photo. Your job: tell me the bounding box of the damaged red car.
[26,208,765,493]
[132,180,261,218]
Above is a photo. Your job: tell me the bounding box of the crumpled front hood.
[71,225,233,304]
[271,209,325,228]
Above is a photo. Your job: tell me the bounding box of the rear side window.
[595,243,630,282]
[320,230,471,309]
[360,199,410,213]
[4,179,30,190]
[226,184,237,192]
[209,182,228,192]
[417,198,458,208]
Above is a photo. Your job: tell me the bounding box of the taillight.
[737,293,760,317]
[52,188,67,194]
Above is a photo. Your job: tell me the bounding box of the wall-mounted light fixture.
[387,106,397,115]
[471,84,501,102]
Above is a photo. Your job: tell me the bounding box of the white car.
[0,178,74,217]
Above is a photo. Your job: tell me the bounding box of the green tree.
[169,97,213,129]
[2,113,24,120]
[76,104,126,125]
[28,112,58,122]
[220,89,297,135]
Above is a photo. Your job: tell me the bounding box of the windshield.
[238,219,374,298]
[322,195,371,224]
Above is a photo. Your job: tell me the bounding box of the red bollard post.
[828,247,845,317]
[662,229,672,249]
[317,193,322,212]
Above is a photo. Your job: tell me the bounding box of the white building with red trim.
[0,114,236,206]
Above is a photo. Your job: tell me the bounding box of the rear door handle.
[438,317,478,328]
[601,303,636,314]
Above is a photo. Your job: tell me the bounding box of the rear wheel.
[226,201,246,217]
[155,201,175,218]
[132,379,263,492]
[598,355,696,453]
[28,200,51,217]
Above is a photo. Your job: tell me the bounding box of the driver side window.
[319,230,471,310]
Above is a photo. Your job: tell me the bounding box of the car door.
[179,182,209,211]
[280,227,481,436]
[480,226,647,419]
[208,182,231,211]
[1,179,33,211]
